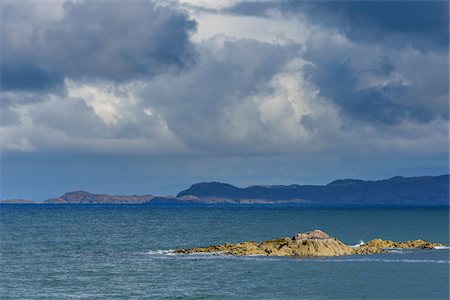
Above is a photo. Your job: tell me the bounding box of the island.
[175,230,444,256]
[0,199,35,204]
[1,175,448,206]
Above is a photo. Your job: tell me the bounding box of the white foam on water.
[146,249,177,255]
[206,256,448,264]
[349,240,365,248]
[289,257,449,264]
[434,246,450,250]
[186,252,225,256]
[387,250,405,254]
[145,250,228,257]
[143,250,448,264]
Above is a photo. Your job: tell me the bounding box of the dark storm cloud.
[303,56,448,125]
[305,60,402,124]
[301,34,449,124]
[223,0,449,125]
[309,1,449,48]
[370,56,395,77]
[1,0,197,91]
[226,1,449,49]
[0,64,64,92]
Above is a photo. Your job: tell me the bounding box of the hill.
[176,175,449,206]
[2,175,447,206]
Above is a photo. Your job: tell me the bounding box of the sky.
[1,0,449,201]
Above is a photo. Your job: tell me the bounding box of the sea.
[1,204,449,299]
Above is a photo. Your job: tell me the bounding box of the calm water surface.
[1,205,449,299]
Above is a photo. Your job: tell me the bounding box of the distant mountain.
[44,191,155,204]
[43,191,202,205]
[2,175,448,206]
[177,175,449,206]
[0,199,34,204]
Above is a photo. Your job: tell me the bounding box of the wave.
[344,241,449,250]
[277,257,448,264]
[145,250,228,256]
[387,250,405,254]
[325,258,449,264]
[434,246,450,250]
[349,240,365,248]
[146,249,177,255]
[144,250,449,264]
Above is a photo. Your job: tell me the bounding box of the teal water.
[1,205,449,299]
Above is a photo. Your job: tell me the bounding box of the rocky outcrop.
[294,229,331,241]
[176,230,445,257]
[353,238,442,254]
[177,230,352,256]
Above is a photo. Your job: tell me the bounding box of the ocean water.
[1,205,448,299]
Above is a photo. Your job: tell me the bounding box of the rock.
[176,241,268,256]
[393,239,443,249]
[176,230,353,256]
[175,230,445,257]
[288,238,353,256]
[355,239,444,253]
[358,239,395,250]
[352,246,386,255]
[294,230,331,241]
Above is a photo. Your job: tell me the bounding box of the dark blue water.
[1,205,449,299]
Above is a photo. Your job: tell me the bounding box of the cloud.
[201,1,449,126]
[1,0,197,91]
[308,1,449,49]
[225,1,449,50]
[0,83,186,154]
[136,36,312,153]
[0,0,447,162]
[2,35,337,155]
[301,33,449,125]
[1,1,448,201]
[189,1,449,126]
